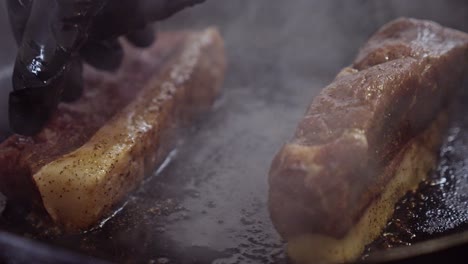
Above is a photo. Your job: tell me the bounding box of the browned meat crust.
[0,29,225,230]
[269,18,468,243]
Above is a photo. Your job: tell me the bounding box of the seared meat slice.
[0,28,226,230]
[269,18,468,263]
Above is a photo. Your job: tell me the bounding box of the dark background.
[1,1,468,264]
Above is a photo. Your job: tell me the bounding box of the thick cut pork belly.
[268,18,468,263]
[0,28,226,231]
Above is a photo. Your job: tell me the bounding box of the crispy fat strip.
[35,28,225,230]
[0,28,225,230]
[268,18,468,263]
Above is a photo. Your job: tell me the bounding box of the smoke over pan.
[1,0,468,263]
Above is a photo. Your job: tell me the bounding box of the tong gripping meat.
[7,0,205,136]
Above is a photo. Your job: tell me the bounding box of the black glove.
[7,0,205,136]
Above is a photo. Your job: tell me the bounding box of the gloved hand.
[7,0,205,136]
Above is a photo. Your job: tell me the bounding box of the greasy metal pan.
[1,1,468,264]
[0,231,109,264]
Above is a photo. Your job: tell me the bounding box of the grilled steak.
[268,18,468,263]
[0,28,226,230]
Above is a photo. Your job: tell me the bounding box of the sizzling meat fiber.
[268,18,468,263]
[0,28,226,231]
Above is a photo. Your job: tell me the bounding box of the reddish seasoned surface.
[269,18,468,238]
